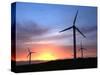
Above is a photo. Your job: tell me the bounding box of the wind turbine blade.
[27,53,30,57]
[78,48,81,51]
[73,10,78,25]
[59,26,72,33]
[75,27,86,38]
[31,52,35,53]
[83,48,87,50]
[27,48,30,52]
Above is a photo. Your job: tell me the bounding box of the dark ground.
[11,57,97,73]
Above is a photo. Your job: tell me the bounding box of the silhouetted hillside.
[11,57,97,73]
[16,60,49,65]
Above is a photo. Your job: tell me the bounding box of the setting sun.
[37,52,56,61]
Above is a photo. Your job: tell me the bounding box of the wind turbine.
[79,40,87,58]
[59,10,86,59]
[27,48,35,64]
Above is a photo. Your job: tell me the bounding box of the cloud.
[16,21,97,50]
[29,25,97,43]
[16,21,50,42]
[80,25,97,34]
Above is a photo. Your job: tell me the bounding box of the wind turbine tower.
[59,10,86,59]
[27,48,35,64]
[79,40,87,58]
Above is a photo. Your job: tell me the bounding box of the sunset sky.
[12,2,97,62]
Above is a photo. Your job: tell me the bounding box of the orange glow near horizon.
[14,44,73,61]
[13,43,97,62]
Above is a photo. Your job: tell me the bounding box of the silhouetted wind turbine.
[79,41,87,58]
[59,10,86,59]
[27,48,35,64]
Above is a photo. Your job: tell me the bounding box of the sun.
[37,52,56,61]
